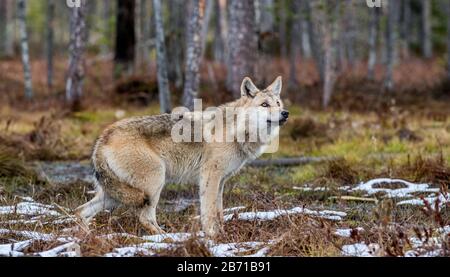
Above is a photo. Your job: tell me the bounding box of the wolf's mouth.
[267,119,288,126]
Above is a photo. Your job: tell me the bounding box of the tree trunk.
[278,0,287,59]
[46,0,55,91]
[421,0,432,58]
[258,0,274,35]
[322,1,340,108]
[101,0,112,55]
[384,0,400,91]
[182,0,206,110]
[167,0,185,89]
[135,0,143,71]
[368,7,380,80]
[0,0,6,58]
[115,0,136,77]
[399,0,411,59]
[17,0,33,99]
[66,0,87,110]
[213,0,227,63]
[201,0,213,58]
[343,0,356,67]
[300,0,312,59]
[5,0,15,57]
[226,0,257,96]
[288,0,302,88]
[447,0,450,81]
[153,0,172,113]
[305,0,324,82]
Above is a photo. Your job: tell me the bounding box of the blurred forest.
[0,0,449,111]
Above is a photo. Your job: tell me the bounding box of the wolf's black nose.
[281,111,289,119]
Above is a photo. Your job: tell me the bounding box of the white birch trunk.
[153,0,172,113]
[17,0,33,99]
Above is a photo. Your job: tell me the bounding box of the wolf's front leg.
[199,172,223,237]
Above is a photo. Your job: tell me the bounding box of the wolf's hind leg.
[137,162,166,235]
[75,188,117,224]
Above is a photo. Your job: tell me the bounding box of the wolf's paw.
[141,223,166,235]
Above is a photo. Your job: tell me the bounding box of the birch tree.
[66,0,87,110]
[17,0,33,99]
[46,0,55,90]
[153,0,172,113]
[320,1,340,108]
[183,0,206,110]
[226,0,257,96]
[300,0,312,59]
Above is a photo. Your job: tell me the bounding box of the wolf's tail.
[94,166,149,207]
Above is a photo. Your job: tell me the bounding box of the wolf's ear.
[240,77,259,98]
[266,76,282,96]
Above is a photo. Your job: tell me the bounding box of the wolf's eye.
[261,102,269,108]
[277,101,280,106]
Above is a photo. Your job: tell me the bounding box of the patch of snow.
[142,232,196,243]
[437,226,450,236]
[334,227,364,238]
[0,202,60,217]
[105,246,154,257]
[352,178,439,198]
[397,194,449,208]
[100,233,139,240]
[341,243,380,257]
[224,207,346,222]
[0,240,33,257]
[210,242,265,257]
[293,186,329,192]
[0,229,55,241]
[223,206,246,213]
[36,242,81,257]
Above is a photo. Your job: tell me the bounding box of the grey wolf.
[75,76,289,236]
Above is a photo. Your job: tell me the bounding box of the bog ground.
[0,56,449,255]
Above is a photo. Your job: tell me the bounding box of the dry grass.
[0,57,449,256]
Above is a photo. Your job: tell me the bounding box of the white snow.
[142,232,197,243]
[0,202,61,217]
[223,206,246,213]
[210,242,265,257]
[293,186,329,192]
[334,227,364,238]
[351,178,439,198]
[0,240,33,257]
[341,243,380,257]
[37,242,81,257]
[0,228,55,241]
[397,193,449,208]
[224,207,346,222]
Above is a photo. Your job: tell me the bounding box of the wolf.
[75,76,289,236]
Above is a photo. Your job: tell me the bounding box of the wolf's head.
[239,76,289,127]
